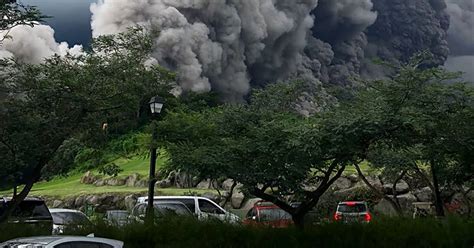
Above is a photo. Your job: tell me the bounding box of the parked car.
[243,201,293,228]
[50,209,92,234]
[0,235,123,248]
[131,201,194,221]
[0,197,53,235]
[105,210,130,227]
[137,196,240,223]
[333,201,372,223]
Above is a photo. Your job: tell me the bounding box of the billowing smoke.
[444,0,474,82]
[0,25,83,64]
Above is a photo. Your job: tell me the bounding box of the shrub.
[98,163,123,177]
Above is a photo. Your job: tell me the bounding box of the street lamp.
[146,96,164,225]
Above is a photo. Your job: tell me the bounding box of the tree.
[345,55,474,216]
[0,1,45,42]
[158,82,359,228]
[0,27,175,223]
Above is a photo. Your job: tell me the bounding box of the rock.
[355,176,383,191]
[396,193,417,212]
[241,198,262,211]
[347,174,359,183]
[374,199,398,216]
[196,179,212,189]
[125,173,140,187]
[135,178,148,188]
[74,195,86,208]
[124,195,137,211]
[94,179,106,187]
[231,190,245,209]
[106,178,126,186]
[87,195,101,206]
[156,179,172,188]
[222,179,235,191]
[80,171,98,185]
[334,186,371,200]
[382,180,410,195]
[202,192,221,203]
[414,187,433,202]
[332,177,352,190]
[52,200,64,208]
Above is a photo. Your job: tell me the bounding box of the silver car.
[0,235,123,248]
[50,209,92,235]
[334,201,372,223]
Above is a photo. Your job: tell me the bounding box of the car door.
[197,199,226,220]
[54,241,114,248]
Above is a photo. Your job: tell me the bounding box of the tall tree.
[0,1,44,41]
[0,27,174,223]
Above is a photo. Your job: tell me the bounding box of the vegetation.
[2,217,473,247]
[157,55,474,227]
[0,27,175,223]
[0,1,45,42]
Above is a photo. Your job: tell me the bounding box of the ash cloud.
[0,25,83,64]
[444,0,474,82]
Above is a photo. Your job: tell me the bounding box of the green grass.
[0,156,216,198]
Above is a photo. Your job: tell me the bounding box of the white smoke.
[0,24,83,64]
[444,0,474,82]
[90,0,320,100]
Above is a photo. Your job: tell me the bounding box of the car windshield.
[107,211,129,221]
[338,203,367,213]
[259,208,292,221]
[133,203,191,217]
[51,212,90,225]
[1,200,51,219]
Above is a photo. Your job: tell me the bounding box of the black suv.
[0,197,53,234]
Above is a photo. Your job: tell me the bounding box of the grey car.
[333,201,372,223]
[0,235,123,248]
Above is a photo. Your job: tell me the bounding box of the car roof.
[138,196,213,201]
[339,201,366,204]
[49,208,85,213]
[3,236,123,246]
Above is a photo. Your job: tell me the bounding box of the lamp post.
[146,96,164,225]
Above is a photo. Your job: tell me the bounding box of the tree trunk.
[292,213,305,229]
[430,161,445,217]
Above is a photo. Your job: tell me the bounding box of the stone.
[196,179,212,189]
[124,195,137,211]
[94,179,106,187]
[355,176,383,191]
[414,187,433,202]
[374,199,398,216]
[347,174,359,183]
[241,198,262,211]
[106,178,126,186]
[332,177,352,191]
[202,192,221,203]
[382,180,410,195]
[80,171,98,185]
[125,173,140,187]
[74,195,86,208]
[396,193,417,212]
[52,200,64,208]
[155,179,172,188]
[222,179,235,191]
[135,178,148,188]
[231,190,245,209]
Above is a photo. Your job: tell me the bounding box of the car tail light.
[346,202,357,206]
[334,213,342,221]
[364,213,371,222]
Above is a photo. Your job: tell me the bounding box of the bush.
[98,163,124,177]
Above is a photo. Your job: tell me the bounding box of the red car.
[243,201,293,228]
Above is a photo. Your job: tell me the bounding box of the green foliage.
[4,217,472,248]
[0,27,174,192]
[98,163,123,177]
[0,2,45,39]
[42,138,85,179]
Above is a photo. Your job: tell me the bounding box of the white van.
[136,196,240,223]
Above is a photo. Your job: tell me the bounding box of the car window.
[246,208,256,219]
[338,203,367,213]
[52,212,90,225]
[155,204,192,216]
[258,208,292,221]
[55,241,113,248]
[169,199,196,213]
[198,199,224,214]
[8,201,51,219]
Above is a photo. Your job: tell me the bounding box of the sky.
[20,0,95,46]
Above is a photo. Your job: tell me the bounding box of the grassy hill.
[0,156,215,199]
